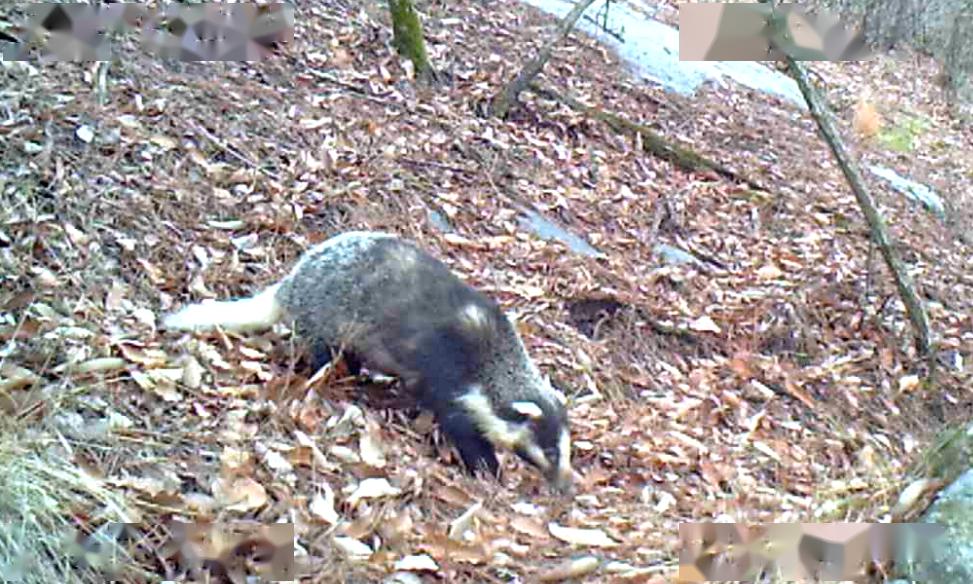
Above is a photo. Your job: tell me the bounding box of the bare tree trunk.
[491,0,598,118]
[388,0,437,84]
[767,10,934,357]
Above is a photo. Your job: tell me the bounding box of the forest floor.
[1,0,971,582]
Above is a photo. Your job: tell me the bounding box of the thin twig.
[188,120,282,181]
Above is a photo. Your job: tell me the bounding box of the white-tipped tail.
[162,284,283,333]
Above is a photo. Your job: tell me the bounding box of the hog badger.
[163,232,573,490]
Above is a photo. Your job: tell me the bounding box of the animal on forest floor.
[163,231,573,491]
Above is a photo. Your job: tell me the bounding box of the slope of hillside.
[0,0,970,581]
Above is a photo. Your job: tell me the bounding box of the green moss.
[878,115,930,153]
[388,0,435,83]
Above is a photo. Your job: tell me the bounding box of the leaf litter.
[0,0,970,581]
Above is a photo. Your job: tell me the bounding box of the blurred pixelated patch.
[63,520,296,581]
[1,2,295,61]
[679,3,873,62]
[678,522,945,582]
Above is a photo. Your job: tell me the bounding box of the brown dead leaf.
[421,534,490,565]
[538,556,600,581]
[442,233,484,250]
[332,536,372,562]
[783,378,816,408]
[117,342,169,367]
[130,369,182,402]
[149,134,178,150]
[347,478,401,507]
[448,502,482,542]
[181,355,204,389]
[105,281,126,311]
[309,482,339,525]
[435,484,475,508]
[136,258,165,286]
[74,357,127,374]
[688,315,721,334]
[212,476,268,512]
[897,374,921,394]
[729,352,753,378]
[379,509,414,546]
[394,554,439,573]
[359,421,387,468]
[110,475,169,497]
[509,516,549,540]
[548,523,619,548]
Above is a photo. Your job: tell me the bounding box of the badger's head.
[508,391,573,492]
[459,383,574,492]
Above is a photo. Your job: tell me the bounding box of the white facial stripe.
[511,400,544,419]
[523,443,549,470]
[457,387,531,450]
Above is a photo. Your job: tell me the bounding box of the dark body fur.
[166,232,572,488]
[276,234,566,479]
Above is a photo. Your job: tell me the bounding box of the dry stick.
[528,83,765,190]
[304,69,396,106]
[782,48,933,359]
[189,121,282,181]
[491,0,599,118]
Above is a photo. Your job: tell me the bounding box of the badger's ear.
[511,401,544,420]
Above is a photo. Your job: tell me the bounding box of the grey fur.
[166,231,573,489]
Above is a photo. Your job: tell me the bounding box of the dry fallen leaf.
[258,443,294,476]
[379,509,414,546]
[347,477,401,507]
[332,536,372,562]
[149,134,178,150]
[892,478,934,517]
[688,315,721,334]
[548,523,619,548]
[510,516,549,540]
[130,369,182,402]
[756,264,783,280]
[74,357,127,374]
[448,502,482,542]
[435,485,475,508]
[309,483,339,525]
[118,343,169,367]
[359,421,387,468]
[181,355,204,389]
[394,554,439,572]
[538,556,600,581]
[897,374,921,394]
[212,476,268,512]
[220,446,253,476]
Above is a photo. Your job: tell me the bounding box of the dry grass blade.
[0,429,138,583]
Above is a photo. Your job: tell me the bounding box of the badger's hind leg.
[437,407,500,479]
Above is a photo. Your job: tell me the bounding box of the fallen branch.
[491,0,598,118]
[529,83,765,190]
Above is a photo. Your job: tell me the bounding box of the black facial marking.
[437,405,500,478]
